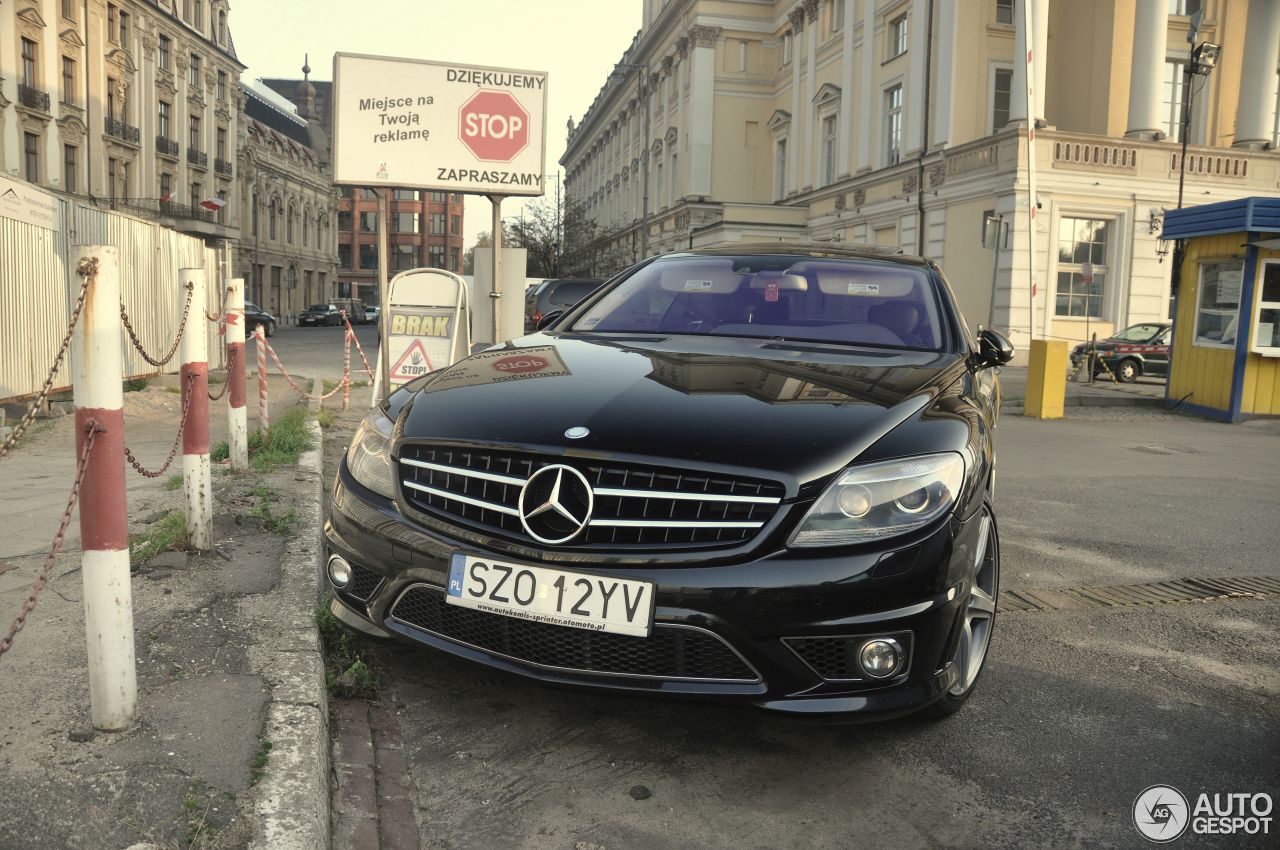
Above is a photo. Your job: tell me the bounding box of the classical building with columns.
[561,0,1280,346]
[1,0,243,242]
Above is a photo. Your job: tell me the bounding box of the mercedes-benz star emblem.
[564,426,590,439]
[518,464,593,544]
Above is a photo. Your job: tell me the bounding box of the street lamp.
[1176,15,1221,210]
[609,61,650,260]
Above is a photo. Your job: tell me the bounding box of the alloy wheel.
[950,511,998,696]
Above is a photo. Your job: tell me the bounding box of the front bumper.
[325,459,987,718]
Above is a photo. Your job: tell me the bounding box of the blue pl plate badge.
[447,553,466,597]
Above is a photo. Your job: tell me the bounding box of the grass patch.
[316,604,380,700]
[122,377,149,392]
[249,484,297,535]
[164,474,183,491]
[321,379,338,395]
[129,511,187,563]
[210,441,229,462]
[247,406,312,473]
[313,408,334,429]
[164,385,181,395]
[249,738,273,786]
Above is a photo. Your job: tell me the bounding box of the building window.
[287,204,296,243]
[430,213,445,234]
[450,214,461,235]
[394,189,418,200]
[21,39,38,87]
[61,57,76,105]
[249,189,257,233]
[269,200,278,239]
[337,210,353,231]
[1168,0,1201,16]
[1054,217,1110,318]
[218,10,226,45]
[63,144,77,193]
[194,0,204,30]
[430,191,446,202]
[159,35,172,71]
[108,4,120,43]
[995,0,1014,25]
[162,173,174,206]
[217,71,227,101]
[303,215,310,247]
[833,0,845,32]
[120,9,130,43]
[189,115,201,151]
[359,244,378,270]
[429,247,445,268]
[450,247,461,272]
[338,244,352,268]
[992,67,1013,131]
[107,77,119,120]
[889,14,908,58]
[1162,61,1188,141]
[189,54,201,88]
[108,158,118,201]
[1252,261,1280,354]
[216,127,227,161]
[360,211,377,232]
[24,133,39,183]
[394,244,417,271]
[884,84,903,166]
[781,30,792,66]
[61,0,76,21]
[774,138,788,199]
[393,212,419,233]
[1192,260,1244,347]
[821,115,837,185]
[191,181,202,210]
[158,101,171,138]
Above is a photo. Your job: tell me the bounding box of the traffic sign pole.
[376,187,392,400]
[490,194,505,344]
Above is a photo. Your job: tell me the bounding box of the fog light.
[328,555,352,589]
[859,638,904,679]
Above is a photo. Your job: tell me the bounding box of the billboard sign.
[332,53,548,196]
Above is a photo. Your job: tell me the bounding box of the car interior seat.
[869,300,925,345]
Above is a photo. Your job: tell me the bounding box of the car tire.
[925,506,999,719]
[1116,358,1139,383]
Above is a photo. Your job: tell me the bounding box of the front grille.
[390,585,760,683]
[339,562,383,605]
[397,444,784,549]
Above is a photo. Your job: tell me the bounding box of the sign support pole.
[376,187,392,399]
[489,194,505,345]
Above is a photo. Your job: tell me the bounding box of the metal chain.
[123,373,196,478]
[0,261,94,460]
[0,420,101,658]
[121,282,194,367]
[342,312,377,382]
[262,339,310,395]
[207,347,235,402]
[205,284,233,323]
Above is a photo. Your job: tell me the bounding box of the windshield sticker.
[684,280,714,291]
[580,316,600,328]
[847,283,880,295]
[764,281,780,302]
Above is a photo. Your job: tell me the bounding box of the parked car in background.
[1070,322,1171,382]
[365,305,380,323]
[300,303,343,326]
[243,302,277,337]
[327,244,1014,720]
[524,278,603,332]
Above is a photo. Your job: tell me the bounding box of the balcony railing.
[110,197,218,225]
[104,117,141,145]
[187,148,208,167]
[215,158,234,177]
[18,84,50,113]
[156,136,180,157]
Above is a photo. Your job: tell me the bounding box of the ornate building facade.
[236,76,338,321]
[562,0,1280,347]
[1,0,244,241]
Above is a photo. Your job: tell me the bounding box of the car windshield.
[309,304,331,311]
[569,255,946,350]
[1113,323,1163,342]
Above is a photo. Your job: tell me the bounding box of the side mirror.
[976,328,1015,369]
[536,310,565,331]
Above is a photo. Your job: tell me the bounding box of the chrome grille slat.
[399,444,785,549]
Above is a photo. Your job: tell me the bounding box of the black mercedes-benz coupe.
[325,244,1014,719]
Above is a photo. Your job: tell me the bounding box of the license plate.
[445,554,654,637]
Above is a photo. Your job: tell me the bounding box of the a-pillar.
[1233,0,1280,148]
[687,24,720,198]
[1124,0,1169,139]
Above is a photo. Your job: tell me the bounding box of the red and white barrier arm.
[256,324,269,441]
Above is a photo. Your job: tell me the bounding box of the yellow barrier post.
[1025,339,1068,419]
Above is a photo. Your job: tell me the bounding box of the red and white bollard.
[256,324,269,442]
[342,329,352,411]
[180,268,212,551]
[226,278,249,472]
[69,245,136,731]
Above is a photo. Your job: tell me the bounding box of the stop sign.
[459,91,530,162]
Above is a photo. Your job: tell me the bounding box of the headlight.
[789,453,965,547]
[346,408,394,498]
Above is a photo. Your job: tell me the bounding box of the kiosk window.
[1193,260,1244,348]
[1253,260,1280,356]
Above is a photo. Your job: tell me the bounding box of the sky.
[231,0,641,253]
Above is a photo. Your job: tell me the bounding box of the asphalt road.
[265,323,381,386]
[332,408,1280,849]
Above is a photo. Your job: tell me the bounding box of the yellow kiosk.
[1162,198,1280,422]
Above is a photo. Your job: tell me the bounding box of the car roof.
[671,242,932,267]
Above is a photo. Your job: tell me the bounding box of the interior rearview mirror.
[977,328,1015,369]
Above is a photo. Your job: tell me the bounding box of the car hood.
[397,333,968,489]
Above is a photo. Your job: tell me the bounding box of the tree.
[506,197,625,279]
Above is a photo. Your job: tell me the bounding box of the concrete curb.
[248,418,330,850]
[1004,394,1166,415]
